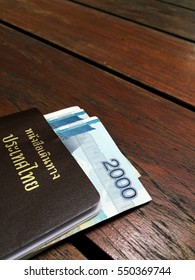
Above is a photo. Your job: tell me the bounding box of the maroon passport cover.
[0,108,100,259]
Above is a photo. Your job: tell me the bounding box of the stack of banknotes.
[35,106,151,251]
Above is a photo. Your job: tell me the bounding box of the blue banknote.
[38,108,151,250]
[45,106,89,129]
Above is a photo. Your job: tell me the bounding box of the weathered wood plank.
[159,0,195,10]
[74,0,195,41]
[1,0,195,107]
[1,25,194,259]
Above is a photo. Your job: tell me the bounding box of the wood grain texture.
[73,0,195,41]
[159,0,195,10]
[1,25,194,259]
[1,0,195,107]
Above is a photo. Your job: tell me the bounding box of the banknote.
[45,106,89,129]
[30,108,151,255]
[36,115,151,250]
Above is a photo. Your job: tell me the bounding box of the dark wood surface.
[74,0,195,41]
[1,0,195,107]
[0,0,195,260]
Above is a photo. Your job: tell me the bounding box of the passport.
[0,108,100,259]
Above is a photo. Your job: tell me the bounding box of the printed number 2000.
[102,159,137,199]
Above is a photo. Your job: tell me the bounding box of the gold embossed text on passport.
[25,128,60,180]
[2,134,39,191]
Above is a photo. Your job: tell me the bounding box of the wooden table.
[0,0,195,260]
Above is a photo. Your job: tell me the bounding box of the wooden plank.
[1,25,195,259]
[74,0,195,41]
[1,0,195,107]
[159,0,195,10]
